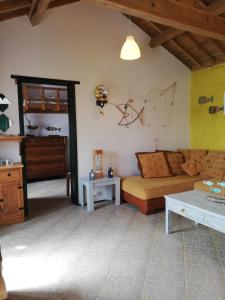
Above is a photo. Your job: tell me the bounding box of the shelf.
[0,136,24,142]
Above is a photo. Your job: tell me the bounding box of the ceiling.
[1,0,225,70]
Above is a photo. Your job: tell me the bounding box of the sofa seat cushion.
[122,174,208,201]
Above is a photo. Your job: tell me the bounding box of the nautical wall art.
[0,94,11,112]
[93,82,177,148]
[197,94,225,115]
[0,114,13,132]
[0,94,13,132]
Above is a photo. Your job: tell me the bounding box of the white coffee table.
[165,190,225,234]
[79,177,121,212]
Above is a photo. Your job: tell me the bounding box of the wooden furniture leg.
[0,250,7,300]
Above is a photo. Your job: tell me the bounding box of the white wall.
[0,2,191,178]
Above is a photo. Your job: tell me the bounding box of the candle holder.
[93,149,103,179]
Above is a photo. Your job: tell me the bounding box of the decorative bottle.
[108,167,114,178]
[89,169,95,181]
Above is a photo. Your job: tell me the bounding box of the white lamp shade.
[120,35,141,60]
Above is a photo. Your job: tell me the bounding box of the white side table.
[79,177,121,212]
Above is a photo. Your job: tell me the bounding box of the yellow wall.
[191,63,225,150]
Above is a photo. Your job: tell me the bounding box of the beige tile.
[97,275,144,300]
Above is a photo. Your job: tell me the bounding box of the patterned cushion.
[201,151,225,179]
[136,152,172,179]
[164,151,185,175]
[177,149,207,162]
[181,159,202,176]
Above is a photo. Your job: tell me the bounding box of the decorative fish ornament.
[211,188,221,193]
[27,124,38,130]
[45,127,61,132]
[203,180,214,186]
[198,96,213,105]
[208,106,224,114]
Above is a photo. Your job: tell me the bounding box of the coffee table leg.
[166,206,172,234]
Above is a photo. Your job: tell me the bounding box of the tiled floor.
[1,179,225,299]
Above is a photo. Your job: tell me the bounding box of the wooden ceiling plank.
[0,7,29,22]
[89,0,225,42]
[49,0,80,9]
[29,0,51,26]
[150,0,225,48]
[149,21,201,68]
[210,39,225,56]
[185,32,216,64]
[0,0,31,13]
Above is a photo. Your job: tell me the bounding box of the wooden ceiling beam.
[29,0,50,26]
[0,7,29,22]
[150,28,184,48]
[149,21,202,68]
[150,0,225,48]
[0,0,31,13]
[89,0,225,42]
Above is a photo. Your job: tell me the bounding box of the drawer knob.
[0,199,4,202]
[7,173,11,177]
[181,208,187,214]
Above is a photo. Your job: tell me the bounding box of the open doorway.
[11,75,80,217]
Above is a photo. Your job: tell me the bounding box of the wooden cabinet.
[25,136,68,180]
[0,164,24,225]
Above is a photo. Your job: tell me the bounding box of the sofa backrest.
[178,149,225,178]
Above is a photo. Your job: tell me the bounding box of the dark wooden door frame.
[11,75,80,215]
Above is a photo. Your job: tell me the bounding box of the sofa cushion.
[136,152,172,178]
[181,159,202,176]
[201,151,225,179]
[164,151,185,175]
[122,174,208,201]
[177,149,207,162]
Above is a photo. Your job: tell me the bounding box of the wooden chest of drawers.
[0,164,24,225]
[25,136,68,180]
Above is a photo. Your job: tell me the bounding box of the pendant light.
[120,15,141,60]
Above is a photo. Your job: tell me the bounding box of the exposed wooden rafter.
[0,0,31,13]
[29,0,50,26]
[89,0,225,42]
[150,0,225,47]
[148,21,202,68]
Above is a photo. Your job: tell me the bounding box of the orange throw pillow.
[164,151,185,175]
[136,152,172,178]
[181,159,202,176]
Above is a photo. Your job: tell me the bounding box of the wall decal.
[0,114,13,132]
[208,105,224,114]
[0,94,11,112]
[198,96,213,105]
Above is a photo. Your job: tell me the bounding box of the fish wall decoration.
[198,96,213,105]
[208,106,224,114]
[45,127,62,132]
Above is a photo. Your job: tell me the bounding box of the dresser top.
[0,163,23,171]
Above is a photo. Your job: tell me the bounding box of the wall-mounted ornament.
[208,106,224,114]
[93,149,103,179]
[112,99,144,127]
[0,94,11,112]
[0,114,13,132]
[94,85,109,112]
[198,96,213,105]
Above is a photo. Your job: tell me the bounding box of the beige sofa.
[121,149,224,214]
